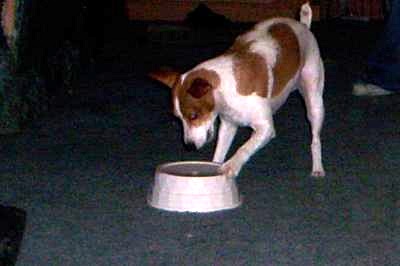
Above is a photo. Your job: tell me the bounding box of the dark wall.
[26,0,126,67]
[22,0,127,96]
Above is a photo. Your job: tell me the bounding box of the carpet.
[0,206,26,266]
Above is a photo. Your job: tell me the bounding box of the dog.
[150,3,325,178]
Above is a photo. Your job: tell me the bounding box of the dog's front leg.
[212,118,238,163]
[221,121,275,178]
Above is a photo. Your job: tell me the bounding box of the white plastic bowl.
[148,161,241,212]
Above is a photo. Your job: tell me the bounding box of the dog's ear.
[187,78,212,98]
[149,67,181,89]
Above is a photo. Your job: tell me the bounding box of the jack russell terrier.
[150,3,325,178]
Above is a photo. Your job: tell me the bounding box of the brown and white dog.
[150,3,325,178]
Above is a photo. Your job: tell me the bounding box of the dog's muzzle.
[184,125,214,150]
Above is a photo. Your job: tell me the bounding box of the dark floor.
[1,19,400,265]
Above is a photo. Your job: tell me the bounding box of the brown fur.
[230,39,269,97]
[177,69,220,127]
[230,23,301,98]
[149,67,181,89]
[269,23,301,97]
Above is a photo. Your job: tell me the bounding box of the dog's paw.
[220,160,242,179]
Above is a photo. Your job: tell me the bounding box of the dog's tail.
[300,2,312,28]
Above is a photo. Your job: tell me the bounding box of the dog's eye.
[189,112,199,121]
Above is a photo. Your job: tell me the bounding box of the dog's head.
[150,67,220,149]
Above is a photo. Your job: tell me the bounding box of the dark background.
[1,1,399,265]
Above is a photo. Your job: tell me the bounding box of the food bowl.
[148,161,241,212]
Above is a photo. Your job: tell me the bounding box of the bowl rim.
[155,161,222,178]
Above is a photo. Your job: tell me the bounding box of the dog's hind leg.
[299,59,325,177]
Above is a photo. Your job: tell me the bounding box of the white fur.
[176,3,325,178]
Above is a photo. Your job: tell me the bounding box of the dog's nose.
[184,142,197,151]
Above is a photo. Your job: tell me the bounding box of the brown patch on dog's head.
[269,23,301,97]
[178,69,220,127]
[149,67,219,123]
